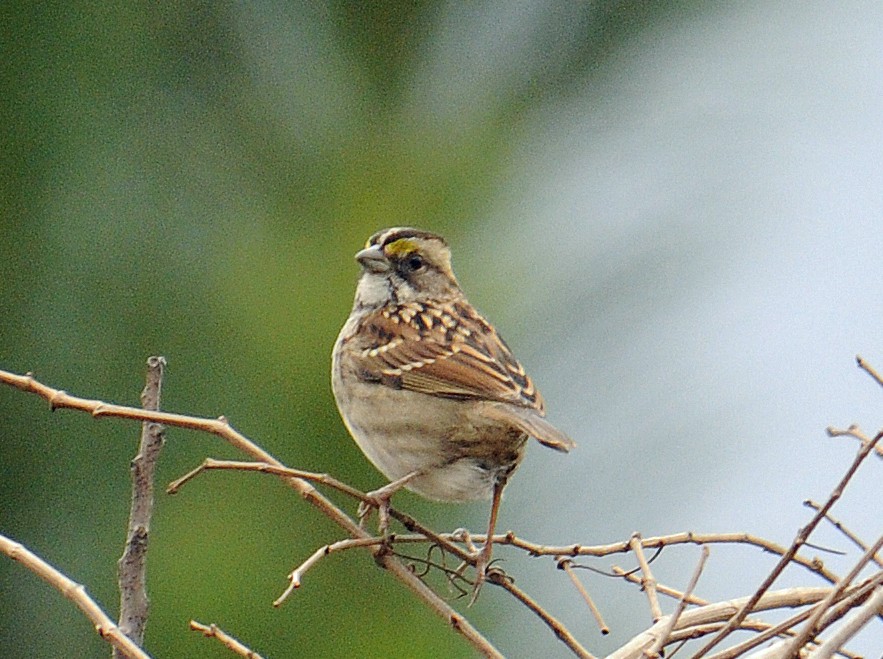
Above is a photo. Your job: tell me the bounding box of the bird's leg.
[359,470,421,536]
[470,476,507,604]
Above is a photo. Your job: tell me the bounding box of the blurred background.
[2,1,882,657]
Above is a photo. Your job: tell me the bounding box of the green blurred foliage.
[0,1,674,656]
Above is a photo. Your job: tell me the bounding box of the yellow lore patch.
[384,238,418,256]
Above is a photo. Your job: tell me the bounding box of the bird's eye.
[405,254,425,272]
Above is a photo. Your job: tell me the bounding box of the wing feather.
[352,301,545,411]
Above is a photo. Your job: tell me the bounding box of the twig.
[274,538,386,606]
[827,423,883,459]
[821,569,883,621]
[495,531,841,585]
[190,620,264,658]
[785,534,883,654]
[610,566,832,653]
[698,583,865,659]
[489,572,595,659]
[811,584,883,659]
[803,499,883,568]
[116,356,166,656]
[607,586,837,659]
[856,354,883,389]
[691,429,883,658]
[645,546,709,657]
[167,458,369,503]
[0,533,150,659]
[612,566,709,607]
[169,459,602,656]
[629,533,663,622]
[558,558,610,635]
[0,368,502,659]
[169,459,476,568]
[705,595,820,659]
[387,510,475,563]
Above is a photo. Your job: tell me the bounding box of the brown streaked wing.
[353,304,545,411]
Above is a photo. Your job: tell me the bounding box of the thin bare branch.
[811,585,883,659]
[115,356,166,657]
[169,458,476,565]
[612,565,709,607]
[495,531,841,585]
[691,429,883,658]
[786,535,883,654]
[274,538,385,606]
[0,368,501,658]
[856,354,883,389]
[706,597,816,659]
[827,423,883,459]
[190,620,264,658]
[168,458,369,502]
[645,546,709,657]
[0,533,150,659]
[804,499,883,568]
[558,558,610,635]
[489,572,595,659]
[610,566,840,655]
[629,533,663,622]
[608,587,837,659]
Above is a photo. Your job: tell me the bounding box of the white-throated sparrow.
[331,227,574,589]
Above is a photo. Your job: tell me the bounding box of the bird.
[331,227,574,594]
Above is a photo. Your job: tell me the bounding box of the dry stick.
[0,533,150,659]
[705,574,881,659]
[168,459,370,504]
[275,538,386,605]
[705,588,842,659]
[557,558,610,635]
[629,533,663,622]
[0,369,502,659]
[496,531,841,585]
[826,567,883,615]
[612,566,709,607]
[691,429,883,658]
[655,583,870,659]
[812,584,883,659]
[489,573,595,659]
[785,534,883,654]
[856,353,883,389]
[697,607,863,659]
[168,459,476,569]
[388,509,475,563]
[666,622,726,645]
[375,529,838,589]
[115,356,166,657]
[809,572,883,651]
[804,499,883,568]
[174,457,553,617]
[645,546,710,658]
[610,565,826,653]
[607,587,836,659]
[827,422,883,459]
[190,620,264,659]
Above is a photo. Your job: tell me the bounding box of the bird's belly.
[333,379,525,502]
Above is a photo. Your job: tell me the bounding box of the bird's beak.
[355,245,391,273]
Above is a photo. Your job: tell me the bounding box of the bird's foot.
[358,489,395,536]
[358,471,421,535]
